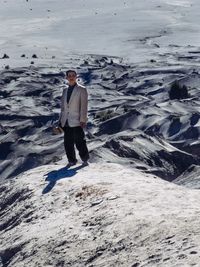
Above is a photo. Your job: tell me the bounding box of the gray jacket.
[59,83,88,127]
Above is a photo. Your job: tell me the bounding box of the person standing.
[58,69,89,167]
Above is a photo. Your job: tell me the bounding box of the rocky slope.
[1,162,200,267]
[1,0,200,266]
[0,54,200,181]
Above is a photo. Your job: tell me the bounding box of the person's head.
[66,70,77,85]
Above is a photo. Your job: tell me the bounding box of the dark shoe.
[82,161,89,166]
[66,160,77,168]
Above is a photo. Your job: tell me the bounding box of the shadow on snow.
[42,164,87,194]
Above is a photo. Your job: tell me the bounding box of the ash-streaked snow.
[1,0,200,266]
[1,162,200,267]
[0,55,199,182]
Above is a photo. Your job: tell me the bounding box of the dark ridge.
[144,124,161,136]
[103,139,140,160]
[139,68,187,76]
[103,136,198,181]
[79,70,94,85]
[41,72,65,78]
[169,80,189,100]
[0,91,10,97]
[190,113,200,126]
[146,87,165,96]
[112,72,129,84]
[168,118,182,137]
[181,126,199,140]
[0,242,27,267]
[0,142,13,160]
[15,126,35,136]
[0,114,54,125]
[2,77,17,84]
[96,110,140,136]
[24,89,44,97]
[157,150,198,181]
[0,188,30,214]
[6,150,62,180]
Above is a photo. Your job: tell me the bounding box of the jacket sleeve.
[80,87,88,123]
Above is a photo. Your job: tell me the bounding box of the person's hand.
[80,122,86,128]
[52,126,63,135]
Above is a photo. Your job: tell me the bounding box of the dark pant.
[63,125,89,163]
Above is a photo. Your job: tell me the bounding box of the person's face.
[66,72,77,84]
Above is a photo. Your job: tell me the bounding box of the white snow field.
[1,0,200,266]
[1,162,200,267]
[0,0,200,67]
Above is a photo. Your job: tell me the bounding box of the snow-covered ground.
[1,162,200,267]
[0,0,200,67]
[1,0,200,266]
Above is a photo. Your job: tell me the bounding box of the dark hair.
[66,69,77,76]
